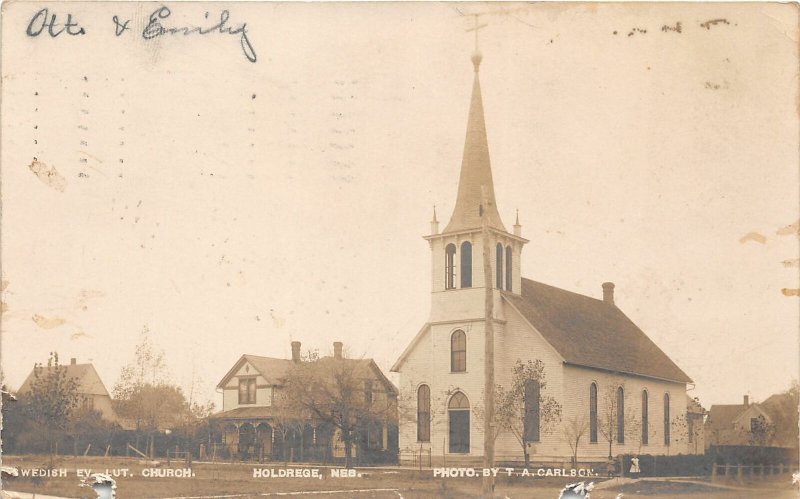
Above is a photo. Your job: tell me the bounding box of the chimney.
[333,341,343,360]
[602,282,615,305]
[291,341,301,363]
[744,395,749,407]
[70,358,76,365]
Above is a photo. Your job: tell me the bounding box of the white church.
[391,49,698,465]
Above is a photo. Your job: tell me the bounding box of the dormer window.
[239,377,256,405]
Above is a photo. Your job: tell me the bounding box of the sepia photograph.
[0,2,798,498]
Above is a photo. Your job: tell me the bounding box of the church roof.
[502,278,693,384]
[443,54,506,234]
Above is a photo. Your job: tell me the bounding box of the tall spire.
[443,47,506,233]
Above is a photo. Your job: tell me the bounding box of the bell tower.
[424,49,528,324]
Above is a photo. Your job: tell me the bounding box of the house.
[391,48,697,464]
[17,357,117,422]
[706,393,798,449]
[210,341,399,463]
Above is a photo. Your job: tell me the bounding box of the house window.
[448,391,470,453]
[445,244,456,290]
[460,242,472,288]
[663,393,671,446]
[641,390,649,445]
[417,384,431,442]
[589,383,598,443]
[364,380,373,405]
[523,380,540,442]
[750,417,759,433]
[617,387,625,444]
[239,378,257,404]
[505,245,512,291]
[495,243,503,289]
[451,330,466,372]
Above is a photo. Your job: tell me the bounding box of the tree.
[283,355,396,468]
[112,329,195,457]
[25,352,80,458]
[477,359,562,467]
[596,382,640,459]
[561,414,589,468]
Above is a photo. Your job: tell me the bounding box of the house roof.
[705,403,770,431]
[216,354,295,389]
[217,354,398,396]
[443,53,506,234]
[502,278,693,384]
[18,363,111,397]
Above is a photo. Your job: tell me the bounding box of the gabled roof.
[216,354,295,389]
[706,403,770,431]
[443,54,506,234]
[18,363,111,397]
[315,357,398,396]
[502,278,693,384]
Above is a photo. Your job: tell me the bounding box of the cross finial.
[466,14,488,70]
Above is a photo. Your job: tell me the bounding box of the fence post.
[711,463,717,481]
[736,464,742,481]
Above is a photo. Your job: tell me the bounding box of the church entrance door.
[448,391,470,453]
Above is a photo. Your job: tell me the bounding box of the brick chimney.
[602,282,615,305]
[291,341,301,363]
[744,395,749,407]
[333,341,343,360]
[70,358,76,365]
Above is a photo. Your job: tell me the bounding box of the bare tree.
[283,354,396,468]
[596,382,640,459]
[561,414,589,468]
[476,359,562,467]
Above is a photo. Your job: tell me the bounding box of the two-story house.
[211,341,399,463]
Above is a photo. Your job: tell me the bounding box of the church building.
[391,48,696,465]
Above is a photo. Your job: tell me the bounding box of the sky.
[1,2,798,411]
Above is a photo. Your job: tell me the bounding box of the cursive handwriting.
[26,9,86,37]
[142,7,256,63]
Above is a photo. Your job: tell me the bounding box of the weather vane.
[465,13,488,53]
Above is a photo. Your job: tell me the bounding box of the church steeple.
[443,50,506,234]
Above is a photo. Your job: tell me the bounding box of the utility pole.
[481,185,495,497]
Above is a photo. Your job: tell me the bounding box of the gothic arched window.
[505,245,513,291]
[664,393,671,446]
[460,242,472,288]
[523,379,541,442]
[417,385,431,442]
[589,383,598,443]
[617,387,625,444]
[495,243,503,289]
[445,244,456,290]
[451,330,466,372]
[642,390,649,445]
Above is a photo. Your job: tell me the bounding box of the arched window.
[664,393,671,446]
[445,244,456,290]
[448,391,470,453]
[589,383,598,443]
[417,385,431,442]
[495,243,503,289]
[641,390,649,445]
[451,330,466,372]
[523,380,541,442]
[460,242,472,288]
[616,387,625,444]
[505,245,513,291]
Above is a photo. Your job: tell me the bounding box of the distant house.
[705,395,793,448]
[17,358,117,422]
[210,341,399,463]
